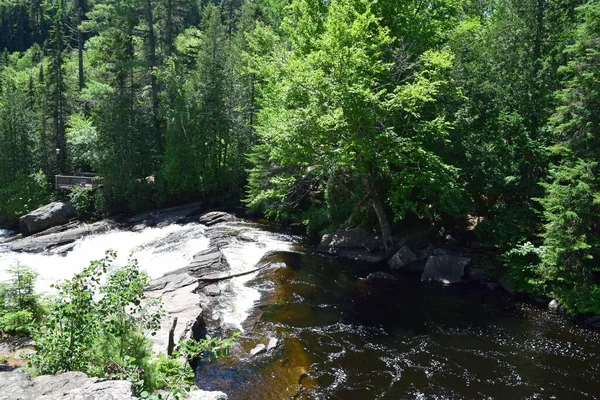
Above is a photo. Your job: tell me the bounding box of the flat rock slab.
[421,255,471,284]
[198,212,237,227]
[0,371,135,400]
[146,269,205,355]
[4,220,116,253]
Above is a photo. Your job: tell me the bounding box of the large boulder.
[316,228,387,262]
[421,255,472,284]
[19,202,76,236]
[388,245,418,270]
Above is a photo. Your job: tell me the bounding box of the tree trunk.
[77,1,85,90]
[362,174,394,253]
[145,0,159,140]
[165,0,173,56]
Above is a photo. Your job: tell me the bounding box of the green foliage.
[68,186,97,221]
[156,333,240,399]
[31,251,163,393]
[0,263,44,337]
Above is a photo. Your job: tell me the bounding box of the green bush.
[31,251,163,393]
[68,186,97,221]
[0,263,44,337]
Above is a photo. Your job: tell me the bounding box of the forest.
[0,0,599,315]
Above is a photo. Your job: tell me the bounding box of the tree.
[527,0,600,313]
[246,0,462,249]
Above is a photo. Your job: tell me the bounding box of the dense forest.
[0,0,599,314]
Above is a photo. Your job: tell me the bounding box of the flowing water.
[196,253,600,399]
[1,219,599,399]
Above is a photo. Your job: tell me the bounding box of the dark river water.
[197,250,600,399]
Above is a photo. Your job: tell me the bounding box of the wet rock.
[367,272,398,282]
[203,284,221,297]
[250,344,266,356]
[267,337,278,352]
[317,228,387,263]
[19,202,76,236]
[188,248,230,279]
[548,299,560,313]
[0,370,136,400]
[199,211,236,227]
[388,246,417,270]
[4,219,116,253]
[187,390,228,400]
[466,267,488,282]
[146,269,205,354]
[497,277,516,296]
[584,316,600,330]
[421,256,471,284]
[433,248,449,256]
[126,203,203,229]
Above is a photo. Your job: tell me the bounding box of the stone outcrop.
[4,219,116,253]
[387,245,417,270]
[0,371,136,400]
[421,255,472,284]
[188,248,230,279]
[198,211,237,227]
[19,202,77,237]
[316,228,387,262]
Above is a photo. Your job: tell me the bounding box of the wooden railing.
[55,174,101,190]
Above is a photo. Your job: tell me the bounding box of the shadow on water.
[195,251,600,399]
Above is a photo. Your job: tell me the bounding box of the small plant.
[0,263,44,337]
[151,333,240,400]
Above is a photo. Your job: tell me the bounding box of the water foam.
[0,223,210,293]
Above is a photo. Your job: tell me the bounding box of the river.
[1,217,599,399]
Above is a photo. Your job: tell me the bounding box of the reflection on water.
[197,252,600,400]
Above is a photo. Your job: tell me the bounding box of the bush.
[31,251,163,393]
[0,263,44,337]
[68,186,97,221]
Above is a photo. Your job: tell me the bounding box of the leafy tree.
[246,0,463,249]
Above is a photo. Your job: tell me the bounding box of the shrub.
[30,251,163,393]
[0,263,44,337]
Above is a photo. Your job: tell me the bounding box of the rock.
[203,284,221,297]
[5,219,116,253]
[19,202,76,236]
[387,246,417,270]
[584,316,600,330]
[316,228,387,263]
[548,299,560,313]
[497,277,516,296]
[250,344,266,356]
[367,272,398,282]
[421,255,472,284]
[267,337,278,352]
[199,211,236,227]
[186,390,228,400]
[433,248,449,256]
[188,248,230,279]
[146,269,206,355]
[466,267,488,282]
[0,370,136,400]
